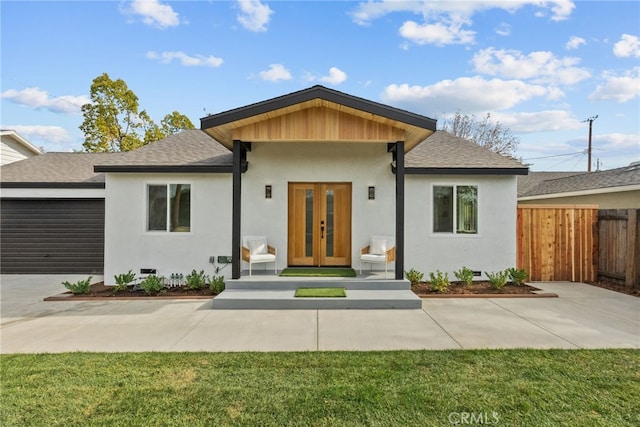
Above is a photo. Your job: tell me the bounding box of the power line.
[523,151,585,161]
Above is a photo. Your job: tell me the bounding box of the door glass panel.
[326,189,334,257]
[305,189,314,257]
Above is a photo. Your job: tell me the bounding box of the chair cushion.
[250,253,276,262]
[369,238,387,255]
[361,254,386,263]
[249,238,268,255]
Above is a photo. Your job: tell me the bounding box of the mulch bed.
[412,281,557,298]
[44,282,218,301]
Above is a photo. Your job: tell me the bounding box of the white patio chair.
[242,236,277,276]
[360,236,395,278]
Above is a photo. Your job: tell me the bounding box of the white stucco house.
[93,86,527,282]
[0,86,527,280]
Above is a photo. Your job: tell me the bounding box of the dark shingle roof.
[517,172,586,197]
[94,130,231,170]
[519,163,640,197]
[405,131,527,172]
[0,152,120,186]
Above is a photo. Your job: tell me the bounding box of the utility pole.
[582,115,598,172]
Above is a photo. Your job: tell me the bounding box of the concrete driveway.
[1,275,638,353]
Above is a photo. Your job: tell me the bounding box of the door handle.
[320,221,325,239]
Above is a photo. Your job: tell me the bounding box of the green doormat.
[280,268,357,278]
[295,287,347,298]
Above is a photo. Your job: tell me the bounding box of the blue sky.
[1,0,638,171]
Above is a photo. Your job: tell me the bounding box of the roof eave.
[94,165,235,173]
[0,182,105,189]
[405,167,529,176]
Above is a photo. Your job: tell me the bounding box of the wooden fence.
[598,209,640,290]
[517,205,598,282]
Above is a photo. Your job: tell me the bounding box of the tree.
[441,111,519,157]
[80,73,194,152]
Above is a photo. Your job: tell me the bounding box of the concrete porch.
[212,271,421,309]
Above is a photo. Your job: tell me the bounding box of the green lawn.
[2,350,639,426]
[295,287,347,297]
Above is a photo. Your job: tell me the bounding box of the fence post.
[627,209,639,289]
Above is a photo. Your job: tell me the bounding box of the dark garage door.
[1,199,104,274]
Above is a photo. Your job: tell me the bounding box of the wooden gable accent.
[204,99,433,151]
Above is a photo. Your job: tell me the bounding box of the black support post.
[395,141,405,280]
[232,140,242,279]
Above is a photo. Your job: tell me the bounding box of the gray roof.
[519,163,640,197]
[406,131,527,172]
[517,172,586,197]
[0,152,120,186]
[94,129,231,169]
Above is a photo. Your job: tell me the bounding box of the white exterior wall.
[241,142,396,272]
[103,173,232,284]
[405,175,518,280]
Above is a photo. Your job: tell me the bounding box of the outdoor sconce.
[368,186,375,200]
[265,185,272,199]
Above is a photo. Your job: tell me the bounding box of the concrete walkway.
[1,275,638,353]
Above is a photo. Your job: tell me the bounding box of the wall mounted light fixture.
[265,185,272,199]
[368,186,375,200]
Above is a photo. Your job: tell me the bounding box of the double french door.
[287,183,351,266]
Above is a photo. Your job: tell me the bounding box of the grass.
[280,267,357,277]
[2,350,639,426]
[295,287,346,297]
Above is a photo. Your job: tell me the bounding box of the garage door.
[1,199,104,274]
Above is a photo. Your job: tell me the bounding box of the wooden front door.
[288,183,352,266]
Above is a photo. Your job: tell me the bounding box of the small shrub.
[507,267,529,286]
[454,266,474,285]
[404,268,424,285]
[185,270,209,290]
[62,276,92,295]
[113,270,136,292]
[429,270,450,293]
[209,275,225,294]
[139,275,165,295]
[486,270,509,289]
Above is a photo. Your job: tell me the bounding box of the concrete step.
[211,289,422,310]
[226,279,410,291]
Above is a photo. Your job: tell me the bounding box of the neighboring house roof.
[519,162,640,199]
[405,131,528,175]
[94,130,232,173]
[200,85,437,152]
[517,172,586,197]
[1,130,43,166]
[0,152,120,188]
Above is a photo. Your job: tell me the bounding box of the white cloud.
[146,51,223,67]
[613,34,640,58]
[399,20,475,46]
[565,36,585,50]
[237,0,273,32]
[351,1,575,46]
[306,67,348,85]
[596,132,640,152]
[1,87,88,115]
[488,110,583,133]
[120,0,180,29]
[495,23,511,37]
[382,77,554,114]
[589,67,640,102]
[472,48,591,85]
[6,125,72,146]
[258,64,291,82]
